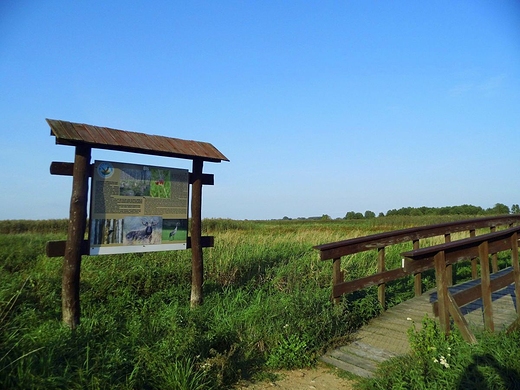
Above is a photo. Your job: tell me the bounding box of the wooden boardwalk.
[321,270,519,378]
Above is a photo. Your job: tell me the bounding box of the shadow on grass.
[457,353,520,390]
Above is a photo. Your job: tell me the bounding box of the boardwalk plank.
[320,354,374,378]
[322,283,518,378]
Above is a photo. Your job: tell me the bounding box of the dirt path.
[234,364,357,390]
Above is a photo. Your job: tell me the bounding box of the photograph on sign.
[89,161,189,255]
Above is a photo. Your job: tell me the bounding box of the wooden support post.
[412,239,422,296]
[445,233,453,286]
[490,226,498,273]
[190,159,204,308]
[470,229,478,279]
[332,257,342,304]
[511,232,520,316]
[434,251,450,335]
[377,247,385,309]
[62,145,91,329]
[479,240,494,332]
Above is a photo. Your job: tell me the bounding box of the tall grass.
[0,216,517,389]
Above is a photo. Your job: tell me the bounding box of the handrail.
[402,225,520,273]
[314,215,520,306]
[315,215,520,260]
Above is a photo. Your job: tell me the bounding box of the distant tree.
[378,212,385,217]
[487,203,510,215]
[364,210,376,219]
[511,204,520,214]
[282,216,291,220]
[345,211,364,220]
[321,214,331,221]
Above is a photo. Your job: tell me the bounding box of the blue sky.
[1,1,519,220]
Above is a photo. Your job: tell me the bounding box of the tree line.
[344,203,520,220]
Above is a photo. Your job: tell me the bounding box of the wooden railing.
[402,226,520,341]
[314,215,520,307]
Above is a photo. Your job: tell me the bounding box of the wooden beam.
[333,268,407,298]
[432,267,514,316]
[490,226,499,273]
[434,251,450,334]
[413,239,422,296]
[447,291,477,344]
[511,232,520,316]
[332,257,342,304]
[445,233,453,287]
[479,241,494,332]
[470,229,478,279]
[62,145,91,329]
[51,161,215,185]
[190,159,204,307]
[377,247,386,309]
[315,216,520,261]
[46,236,214,257]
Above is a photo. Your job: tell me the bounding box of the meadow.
[1,216,519,389]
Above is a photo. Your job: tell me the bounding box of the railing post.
[479,240,494,332]
[444,233,453,286]
[434,250,450,334]
[332,257,343,304]
[377,247,385,309]
[470,229,478,279]
[412,239,422,296]
[490,226,499,273]
[511,232,520,316]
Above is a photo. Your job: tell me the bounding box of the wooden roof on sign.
[47,119,229,163]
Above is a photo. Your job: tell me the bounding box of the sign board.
[89,160,189,255]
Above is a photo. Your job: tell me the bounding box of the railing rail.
[314,215,520,306]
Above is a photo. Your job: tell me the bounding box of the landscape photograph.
[1,1,519,389]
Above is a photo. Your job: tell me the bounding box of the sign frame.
[89,160,189,255]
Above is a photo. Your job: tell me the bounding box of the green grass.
[0,216,519,389]
[357,317,520,390]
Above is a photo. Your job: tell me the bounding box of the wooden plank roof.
[47,119,229,163]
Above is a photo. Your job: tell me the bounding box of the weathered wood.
[445,233,453,287]
[490,226,499,273]
[434,251,450,334]
[315,216,520,260]
[190,158,204,308]
[46,236,215,257]
[50,161,215,185]
[479,241,494,332]
[432,268,514,316]
[470,229,478,279]
[48,119,229,163]
[333,268,407,298]
[62,145,91,329]
[402,226,520,274]
[332,257,342,304]
[446,291,477,344]
[511,232,520,316]
[377,247,385,309]
[324,282,518,376]
[413,239,422,296]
